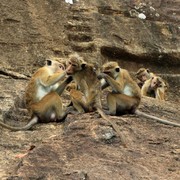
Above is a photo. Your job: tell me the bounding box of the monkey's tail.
[135,110,180,127]
[97,108,127,147]
[0,117,38,131]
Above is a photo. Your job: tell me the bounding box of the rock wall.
[0,0,179,75]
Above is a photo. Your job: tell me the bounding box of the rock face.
[0,0,180,179]
[0,0,179,74]
[2,103,180,179]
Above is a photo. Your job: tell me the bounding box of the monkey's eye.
[69,62,72,65]
[59,65,64,70]
[147,69,150,73]
[81,63,86,69]
[46,59,52,66]
[115,67,120,72]
[72,64,76,67]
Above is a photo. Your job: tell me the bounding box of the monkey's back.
[25,67,46,110]
[25,77,38,110]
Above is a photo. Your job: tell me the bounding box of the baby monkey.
[98,61,180,127]
[141,75,168,100]
[0,59,72,131]
[136,68,168,100]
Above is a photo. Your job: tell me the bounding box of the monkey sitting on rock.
[98,61,180,127]
[141,75,168,101]
[136,68,168,100]
[0,59,73,131]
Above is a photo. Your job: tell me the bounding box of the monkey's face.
[150,77,161,89]
[46,59,65,73]
[66,59,86,75]
[102,62,120,79]
[136,68,150,82]
[141,71,150,82]
[66,82,77,92]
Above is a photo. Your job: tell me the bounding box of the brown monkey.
[66,53,101,113]
[66,81,77,92]
[0,59,72,131]
[135,68,154,88]
[155,78,168,101]
[98,61,141,115]
[98,61,180,127]
[141,75,168,100]
[66,54,127,146]
[66,81,91,113]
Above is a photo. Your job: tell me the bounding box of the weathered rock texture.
[0,0,179,74]
[0,0,180,179]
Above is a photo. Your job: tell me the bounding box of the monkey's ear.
[81,63,87,69]
[46,59,52,66]
[115,67,120,72]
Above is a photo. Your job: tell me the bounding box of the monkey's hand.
[97,73,107,80]
[66,76,73,83]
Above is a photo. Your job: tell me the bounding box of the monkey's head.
[46,59,65,73]
[156,77,168,90]
[66,82,77,92]
[102,61,120,79]
[136,68,151,82]
[150,76,162,89]
[66,53,87,75]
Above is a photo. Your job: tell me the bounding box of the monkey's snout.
[67,70,73,75]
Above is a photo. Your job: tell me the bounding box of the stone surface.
[1,99,180,179]
[0,0,179,74]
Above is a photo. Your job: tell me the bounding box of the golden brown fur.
[98,61,180,127]
[0,59,72,130]
[135,68,154,88]
[66,55,127,146]
[141,75,168,100]
[66,53,101,112]
[98,61,141,115]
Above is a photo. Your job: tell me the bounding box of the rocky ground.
[0,0,179,179]
[0,75,179,179]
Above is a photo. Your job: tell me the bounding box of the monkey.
[141,76,161,98]
[0,59,73,131]
[98,61,180,127]
[48,57,67,71]
[65,81,89,113]
[66,54,101,112]
[141,75,168,100]
[155,79,168,101]
[66,81,77,92]
[66,54,127,146]
[98,61,141,115]
[135,68,154,88]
